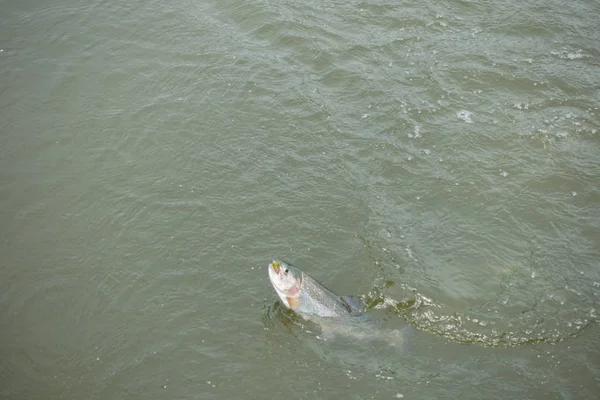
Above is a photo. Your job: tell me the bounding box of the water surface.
[1,0,599,398]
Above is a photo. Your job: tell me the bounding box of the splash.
[366,281,595,347]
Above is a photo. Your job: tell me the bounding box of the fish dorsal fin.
[339,295,362,314]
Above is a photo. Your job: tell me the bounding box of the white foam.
[457,110,473,123]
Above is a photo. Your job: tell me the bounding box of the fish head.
[268,260,303,310]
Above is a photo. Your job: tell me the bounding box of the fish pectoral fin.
[287,296,300,310]
[340,295,362,314]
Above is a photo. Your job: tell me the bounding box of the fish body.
[268,259,411,346]
[268,260,362,318]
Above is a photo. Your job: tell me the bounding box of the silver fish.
[267,259,362,318]
[267,259,410,346]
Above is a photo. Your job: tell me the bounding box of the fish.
[267,259,363,318]
[267,259,410,345]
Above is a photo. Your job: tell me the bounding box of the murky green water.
[1,0,599,398]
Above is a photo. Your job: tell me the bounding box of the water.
[1,0,599,398]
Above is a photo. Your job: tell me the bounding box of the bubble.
[457,110,473,123]
[413,125,421,138]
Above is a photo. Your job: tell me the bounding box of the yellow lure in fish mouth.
[271,260,281,274]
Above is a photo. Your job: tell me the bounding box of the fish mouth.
[270,260,281,275]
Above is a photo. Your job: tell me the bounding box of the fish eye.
[284,268,289,274]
